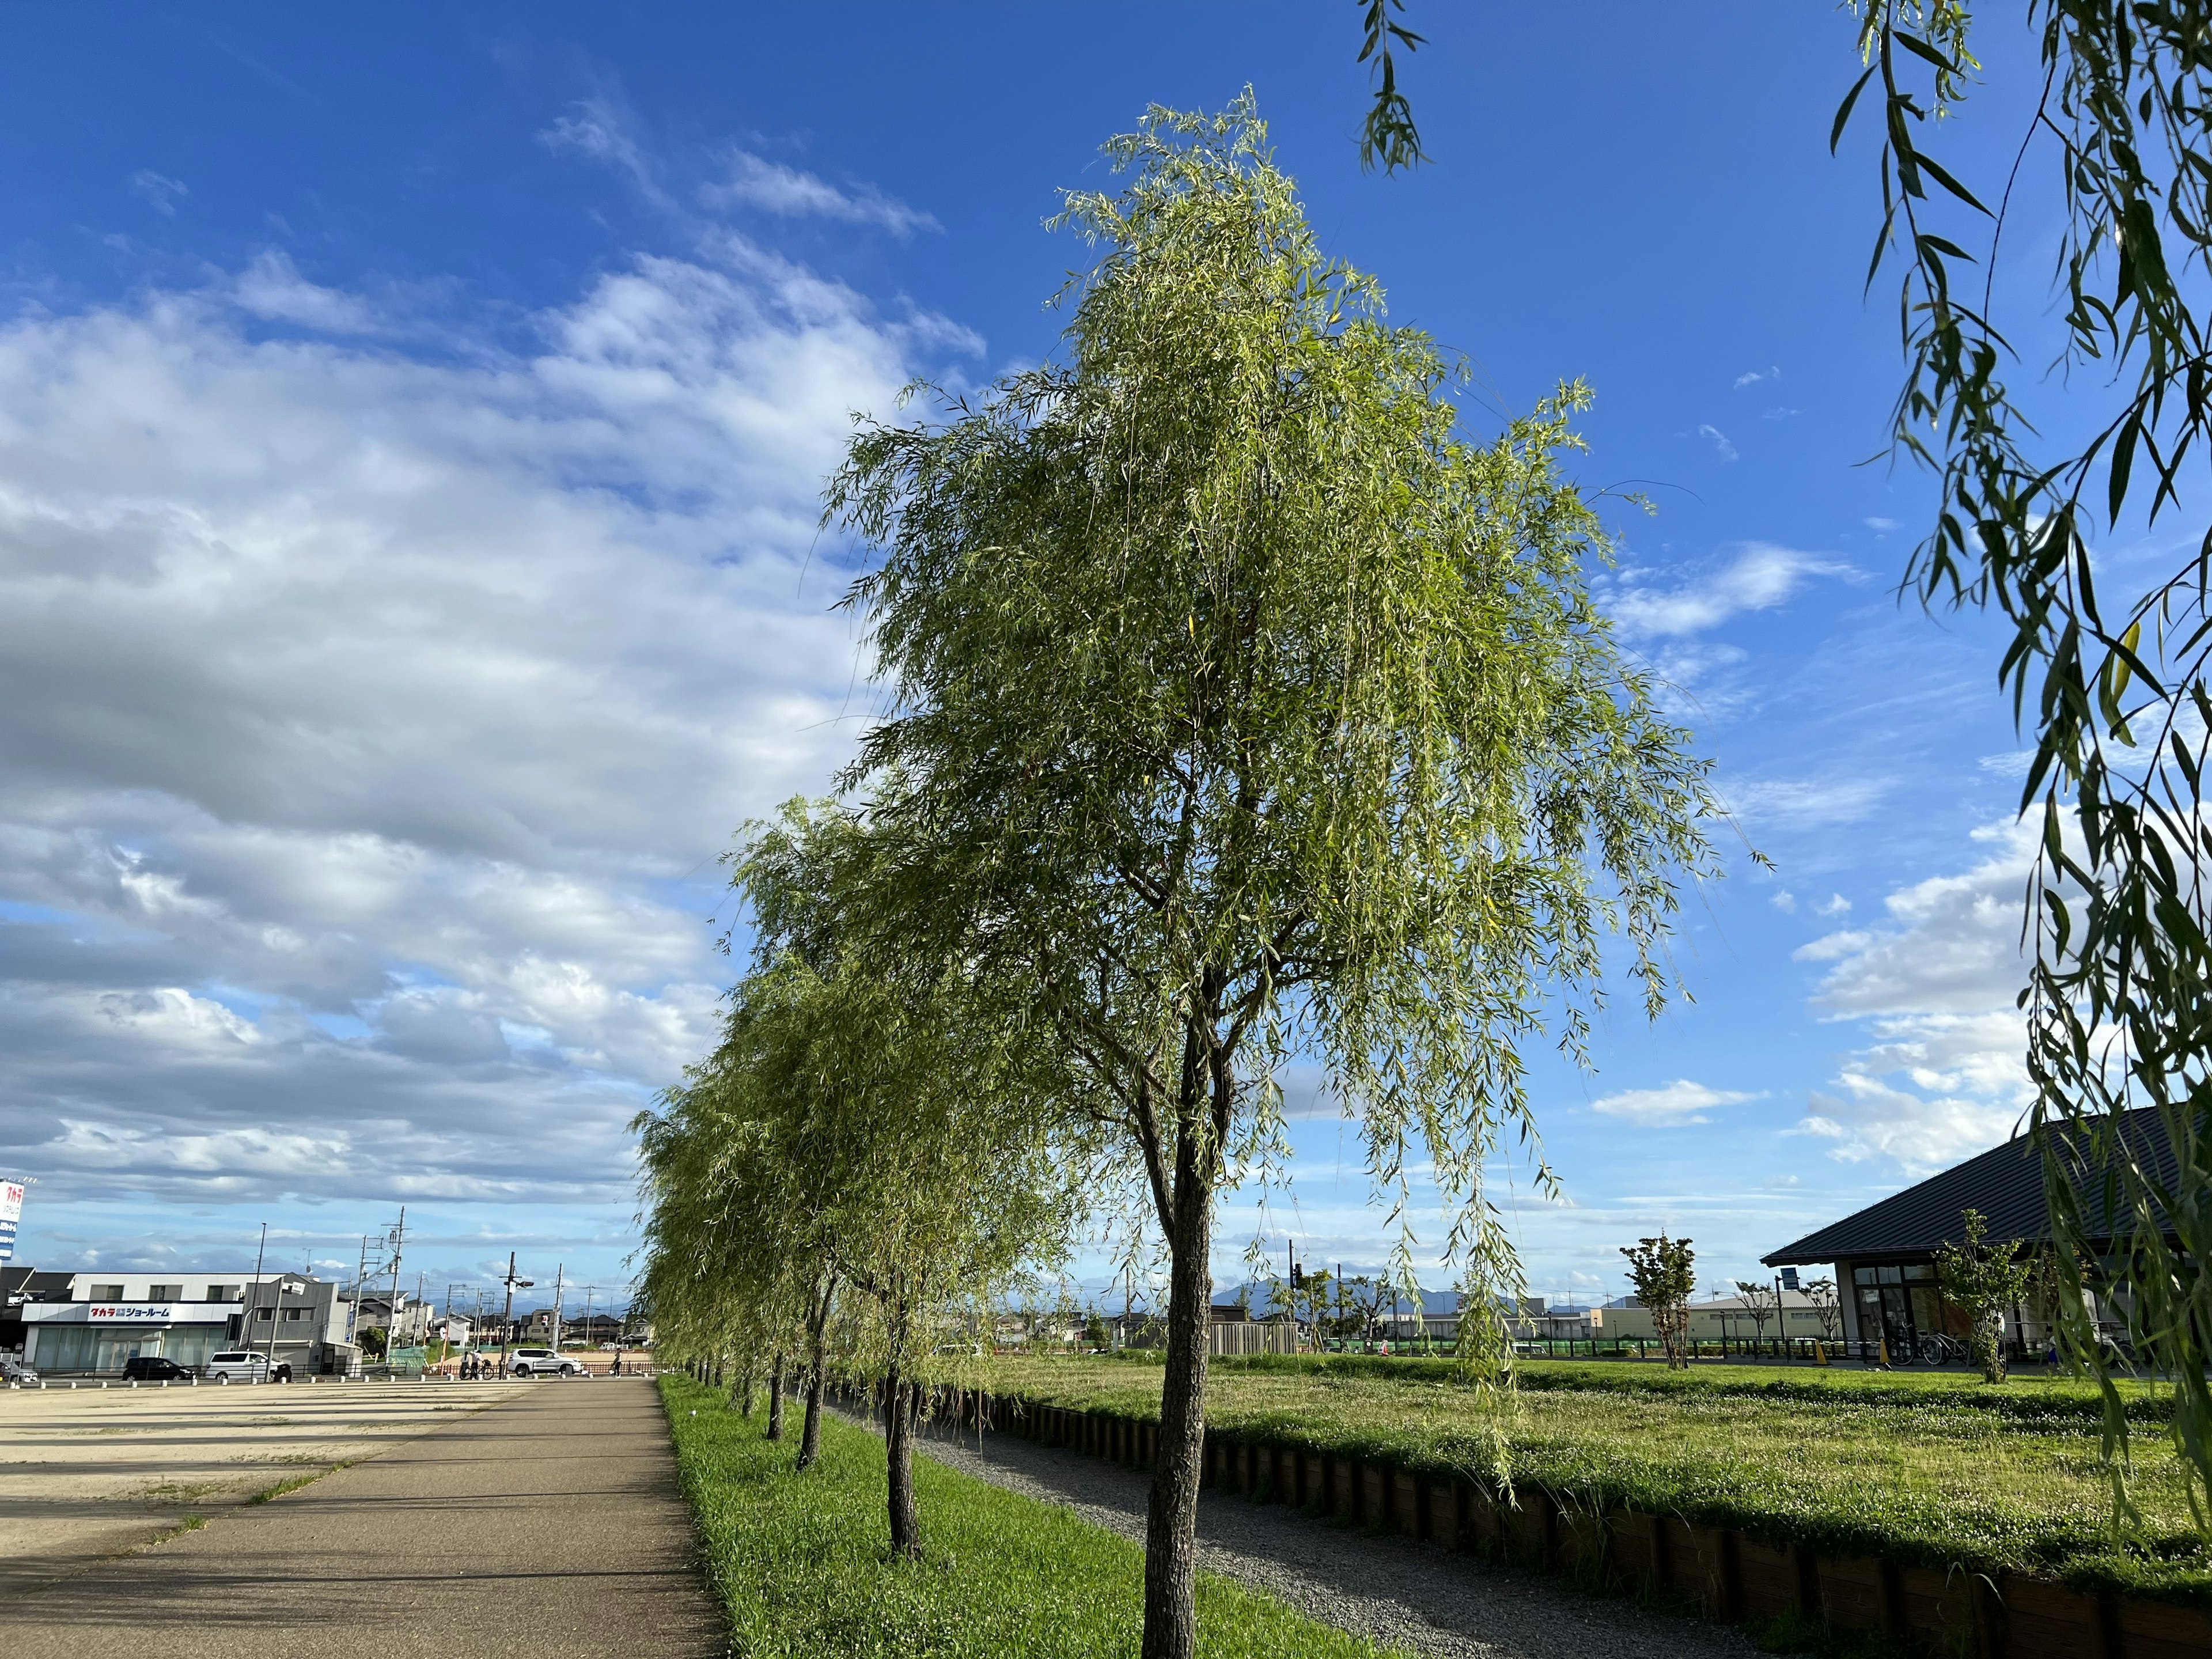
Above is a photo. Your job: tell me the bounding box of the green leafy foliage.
[825,96,1717,1653]
[1620,1234,1696,1370]
[1355,0,1426,172]
[1934,1209,2036,1384]
[824,97,1718,1653]
[637,803,1082,1554]
[658,1374,1402,1657]
[1836,0,2212,1530]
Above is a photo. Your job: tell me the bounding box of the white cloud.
[1697,423,1739,462]
[1790,821,2037,1173]
[1762,406,1801,421]
[702,151,940,238]
[1733,366,1779,389]
[539,98,675,213]
[1979,751,2035,778]
[1721,777,1889,831]
[1590,1079,1762,1127]
[1608,543,1854,639]
[232,249,382,334]
[1815,892,1852,917]
[129,171,189,218]
[0,234,965,1210]
[1865,516,1902,533]
[1770,890,1797,914]
[1793,929,1873,963]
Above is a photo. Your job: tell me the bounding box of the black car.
[120,1355,194,1381]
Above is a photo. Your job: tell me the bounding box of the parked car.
[121,1355,195,1382]
[506,1346,582,1377]
[205,1350,272,1382]
[1,1354,37,1384]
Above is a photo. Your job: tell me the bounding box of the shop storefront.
[22,1298,241,1373]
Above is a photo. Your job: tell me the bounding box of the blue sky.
[0,6,2085,1314]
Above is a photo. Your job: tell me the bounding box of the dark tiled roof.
[1763,1107,2181,1267]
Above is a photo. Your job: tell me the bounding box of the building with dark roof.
[1762,1107,2176,1360]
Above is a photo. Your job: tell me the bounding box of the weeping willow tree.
[632,1082,809,1432]
[640,804,1078,1558]
[1834,3,2212,1521]
[800,965,1073,1557]
[825,97,1718,1658]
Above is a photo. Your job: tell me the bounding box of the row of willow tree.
[632,97,1721,1659]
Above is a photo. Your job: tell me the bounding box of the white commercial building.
[20,1271,350,1374]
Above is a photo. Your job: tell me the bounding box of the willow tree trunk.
[797,1278,835,1471]
[885,1366,921,1559]
[798,1363,827,1467]
[766,1353,786,1441]
[739,1366,756,1418]
[1141,1145,1214,1659]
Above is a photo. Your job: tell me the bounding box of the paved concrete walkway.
[5,1378,725,1657]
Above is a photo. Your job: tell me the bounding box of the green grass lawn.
[955,1354,2212,1603]
[658,1374,1404,1657]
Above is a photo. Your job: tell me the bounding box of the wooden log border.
[941,1388,2212,1658]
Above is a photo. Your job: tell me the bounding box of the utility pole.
[581,1285,595,1349]
[383,1208,406,1366]
[250,1222,270,1373]
[550,1263,565,1355]
[498,1253,532,1375]
[346,1234,370,1349]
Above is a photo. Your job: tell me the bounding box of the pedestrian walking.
[611,1350,622,1377]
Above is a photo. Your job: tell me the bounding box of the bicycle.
[1914,1331,1968,1367]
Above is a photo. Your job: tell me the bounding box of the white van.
[205,1351,272,1382]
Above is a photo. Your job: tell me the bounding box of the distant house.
[1762,1107,2176,1359]
[346,1291,432,1347]
[517,1309,627,1344]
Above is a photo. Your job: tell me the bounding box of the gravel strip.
[832,1402,1758,1659]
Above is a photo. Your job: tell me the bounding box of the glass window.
[167,1327,222,1367]
[33,1325,97,1370]
[255,1307,274,1322]
[206,1285,238,1302]
[1853,1267,1876,1285]
[1903,1264,1934,1282]
[149,1284,183,1301]
[283,1308,306,1322]
[1878,1266,1903,1285]
[90,1283,124,1301]
[1908,1285,1944,1334]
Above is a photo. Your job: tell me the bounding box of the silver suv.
[506,1347,582,1377]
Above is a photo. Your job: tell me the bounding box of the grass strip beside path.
[658,1374,1402,1658]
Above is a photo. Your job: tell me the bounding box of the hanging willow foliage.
[827,95,1718,1659]
[1837,2,2212,1525]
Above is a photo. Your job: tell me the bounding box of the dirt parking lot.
[0,1377,531,1596]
